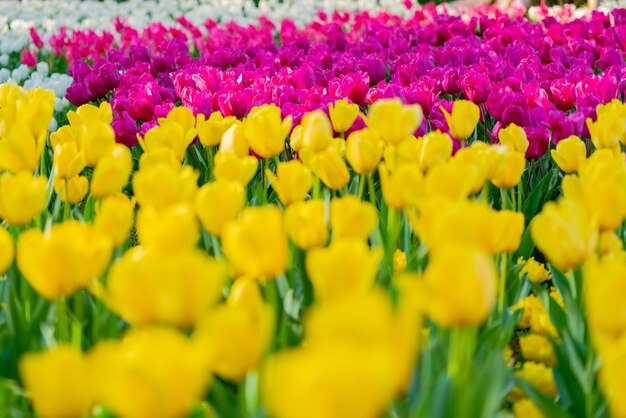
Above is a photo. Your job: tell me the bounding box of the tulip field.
[1,0,626,417]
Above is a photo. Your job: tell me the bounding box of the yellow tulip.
[195,179,245,237]
[17,221,113,300]
[76,122,116,167]
[90,144,133,198]
[285,200,328,250]
[378,162,424,209]
[366,98,423,146]
[309,147,350,191]
[491,150,526,189]
[138,147,180,170]
[243,104,292,158]
[94,193,135,248]
[514,362,557,398]
[140,122,196,162]
[518,257,552,284]
[519,333,556,366]
[599,337,626,418]
[136,203,199,252]
[306,239,382,303]
[213,151,258,186]
[416,130,453,172]
[498,123,529,154]
[54,175,89,204]
[587,103,625,150]
[550,136,586,173]
[440,100,480,141]
[585,255,626,343]
[194,279,272,381]
[289,125,304,152]
[157,106,196,135]
[330,195,378,241]
[423,246,496,327]
[72,101,112,125]
[328,99,359,133]
[222,205,288,279]
[219,122,250,158]
[530,198,597,271]
[424,159,478,200]
[90,326,211,418]
[448,144,489,193]
[101,247,226,326]
[53,141,85,180]
[393,249,407,273]
[266,160,313,205]
[133,164,198,209]
[50,125,78,148]
[196,111,237,147]
[0,123,44,174]
[346,128,384,174]
[300,110,334,153]
[0,226,14,275]
[0,172,47,226]
[20,345,92,418]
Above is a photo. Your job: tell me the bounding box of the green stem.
[64,179,70,220]
[312,175,321,200]
[357,173,366,200]
[367,173,376,208]
[56,297,70,343]
[211,236,221,259]
[498,254,508,315]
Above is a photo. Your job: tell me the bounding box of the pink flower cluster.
[29,7,626,158]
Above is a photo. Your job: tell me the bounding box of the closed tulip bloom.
[300,110,333,153]
[266,161,313,205]
[140,122,196,162]
[102,247,226,327]
[328,99,359,133]
[138,147,180,171]
[0,172,47,226]
[243,104,292,159]
[133,164,198,209]
[393,249,407,273]
[423,246,497,327]
[17,221,113,300]
[157,106,196,135]
[50,125,78,148]
[346,128,384,174]
[598,338,626,418]
[53,141,85,180]
[219,122,251,158]
[587,109,624,150]
[491,150,526,189]
[309,147,350,190]
[54,175,88,204]
[306,239,382,304]
[330,195,378,241]
[77,122,116,167]
[416,130,453,172]
[366,98,423,146]
[425,159,478,200]
[0,123,45,173]
[90,144,133,198]
[213,151,258,186]
[222,205,288,279]
[194,279,272,381]
[289,125,304,152]
[285,200,328,250]
[196,111,237,147]
[585,255,626,338]
[70,101,113,125]
[551,136,586,173]
[498,123,529,154]
[195,179,245,237]
[440,100,480,141]
[90,327,211,418]
[136,203,199,252]
[378,162,424,209]
[452,144,489,193]
[519,333,556,366]
[0,226,14,275]
[94,194,135,248]
[20,345,91,418]
[530,198,597,271]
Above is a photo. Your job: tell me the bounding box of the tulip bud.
[90,144,133,198]
[94,193,135,248]
[243,104,292,159]
[440,100,480,141]
[285,200,328,250]
[416,130,453,172]
[300,110,333,153]
[309,147,350,191]
[196,111,237,147]
[330,195,378,241]
[136,203,200,252]
[53,141,86,180]
[346,128,384,174]
[213,151,258,186]
[266,161,313,206]
[366,98,423,146]
[491,150,526,189]
[550,136,586,173]
[54,175,89,204]
[0,226,14,275]
[498,123,529,154]
[328,99,359,133]
[378,162,423,209]
[0,172,47,226]
[133,164,198,210]
[195,179,245,237]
